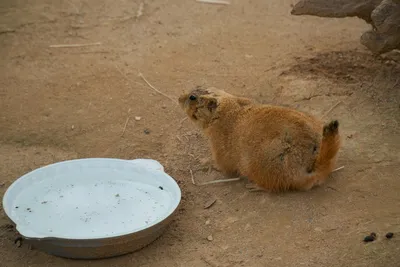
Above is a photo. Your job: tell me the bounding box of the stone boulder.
[291,0,400,55]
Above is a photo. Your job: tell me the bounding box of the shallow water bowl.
[2,158,181,259]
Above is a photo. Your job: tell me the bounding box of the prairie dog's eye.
[189,95,197,101]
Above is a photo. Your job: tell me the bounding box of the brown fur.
[178,87,341,192]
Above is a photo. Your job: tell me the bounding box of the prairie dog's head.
[178,86,253,128]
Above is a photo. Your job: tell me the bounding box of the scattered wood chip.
[136,2,144,19]
[196,0,230,5]
[204,198,217,209]
[14,237,22,248]
[314,227,322,232]
[49,42,102,48]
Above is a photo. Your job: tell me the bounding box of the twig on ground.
[121,117,130,137]
[201,256,218,267]
[115,65,143,87]
[49,42,101,48]
[390,77,400,90]
[196,0,230,5]
[204,198,217,209]
[176,136,183,142]
[0,29,16,35]
[327,186,339,191]
[332,166,345,172]
[71,51,110,54]
[323,101,343,118]
[67,0,80,14]
[190,169,196,185]
[198,177,242,185]
[179,117,188,125]
[138,72,177,104]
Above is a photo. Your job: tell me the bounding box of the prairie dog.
[178,87,341,192]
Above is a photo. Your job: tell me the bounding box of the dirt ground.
[1,0,400,266]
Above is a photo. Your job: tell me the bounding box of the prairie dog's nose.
[178,94,187,108]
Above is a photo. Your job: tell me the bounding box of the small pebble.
[205,220,210,225]
[71,125,75,130]
[144,129,151,134]
[158,186,163,190]
[135,116,141,121]
[386,232,394,239]
[364,236,375,242]
[364,233,376,243]
[207,235,213,241]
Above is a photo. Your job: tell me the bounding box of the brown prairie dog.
[178,87,341,192]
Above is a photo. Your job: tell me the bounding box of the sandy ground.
[1,0,400,266]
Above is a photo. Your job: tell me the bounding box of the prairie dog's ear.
[236,97,253,107]
[206,98,218,112]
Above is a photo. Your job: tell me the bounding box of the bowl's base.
[22,218,172,260]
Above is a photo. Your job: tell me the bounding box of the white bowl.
[2,158,181,259]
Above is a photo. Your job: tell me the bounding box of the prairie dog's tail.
[317,120,341,166]
[295,120,341,191]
